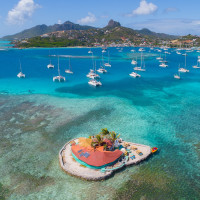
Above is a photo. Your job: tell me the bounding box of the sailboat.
[179,54,189,73]
[138,48,144,52]
[163,52,168,63]
[65,57,73,74]
[53,56,66,82]
[174,65,181,79]
[134,51,146,71]
[102,46,106,53]
[88,48,92,54]
[87,54,100,78]
[47,51,54,69]
[156,53,163,60]
[192,57,200,69]
[104,51,111,67]
[88,61,102,86]
[159,52,168,67]
[97,64,107,73]
[159,63,168,67]
[131,57,137,65]
[17,60,25,78]
[97,55,107,73]
[129,71,141,78]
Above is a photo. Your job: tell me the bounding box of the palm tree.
[100,128,110,136]
[96,134,103,146]
[110,131,120,143]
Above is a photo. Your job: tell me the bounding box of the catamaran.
[134,51,146,71]
[139,48,144,52]
[65,57,73,74]
[131,58,137,65]
[159,63,168,67]
[193,57,200,69]
[53,56,66,82]
[17,60,25,78]
[104,51,111,67]
[97,57,107,73]
[97,67,107,73]
[88,79,102,86]
[87,56,100,78]
[174,65,181,79]
[129,71,141,78]
[88,62,102,86]
[156,54,163,60]
[88,48,92,54]
[179,54,189,73]
[47,51,54,69]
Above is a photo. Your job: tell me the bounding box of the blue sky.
[1,0,200,37]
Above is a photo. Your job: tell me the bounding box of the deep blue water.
[0,47,200,200]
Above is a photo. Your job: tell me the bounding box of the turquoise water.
[0,47,200,199]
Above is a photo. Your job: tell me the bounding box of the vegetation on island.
[14,36,86,48]
[8,20,179,48]
[89,128,120,150]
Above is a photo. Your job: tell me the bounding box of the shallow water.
[0,47,200,199]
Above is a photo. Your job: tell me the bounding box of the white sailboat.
[159,63,168,67]
[138,48,144,52]
[17,60,25,78]
[163,52,168,62]
[88,62,102,86]
[88,79,102,86]
[156,53,163,60]
[47,51,54,69]
[97,67,107,73]
[129,71,141,78]
[131,57,137,65]
[88,48,93,54]
[87,69,99,78]
[174,65,181,79]
[134,51,146,71]
[87,55,100,79]
[179,54,189,73]
[53,56,66,82]
[65,57,73,74]
[97,58,107,73]
[192,57,200,69]
[104,51,111,67]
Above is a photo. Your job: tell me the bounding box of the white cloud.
[100,15,109,19]
[7,0,40,25]
[164,7,178,14]
[128,19,200,35]
[128,0,158,16]
[58,19,62,24]
[77,12,96,24]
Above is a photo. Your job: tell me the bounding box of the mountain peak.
[106,19,121,28]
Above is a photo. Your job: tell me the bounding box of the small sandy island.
[59,129,154,181]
